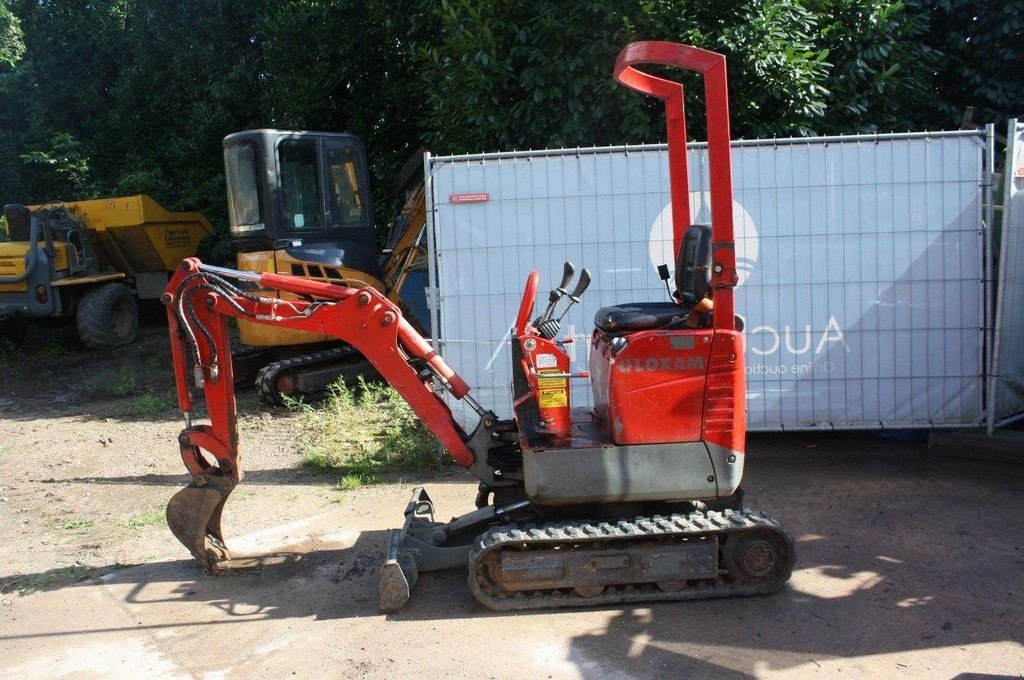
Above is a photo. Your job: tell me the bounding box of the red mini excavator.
[162,41,795,612]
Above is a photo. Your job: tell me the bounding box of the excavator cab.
[224,130,377,260]
[224,130,386,350]
[223,130,431,402]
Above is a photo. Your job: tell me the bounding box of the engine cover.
[590,328,714,445]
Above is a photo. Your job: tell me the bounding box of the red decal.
[449,192,490,204]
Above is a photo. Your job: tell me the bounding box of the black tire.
[76,283,138,349]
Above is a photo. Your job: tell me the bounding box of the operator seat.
[3,204,31,242]
[594,224,712,334]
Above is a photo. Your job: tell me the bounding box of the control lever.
[657,264,673,300]
[535,261,575,326]
[554,268,591,323]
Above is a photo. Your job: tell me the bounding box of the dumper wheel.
[76,283,138,349]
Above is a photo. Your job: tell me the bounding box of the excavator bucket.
[166,475,237,573]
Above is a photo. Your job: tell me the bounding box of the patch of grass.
[128,392,175,417]
[288,378,446,481]
[120,510,163,529]
[338,474,375,490]
[57,518,95,530]
[112,365,138,396]
[35,338,64,358]
[0,565,96,595]
[300,449,334,471]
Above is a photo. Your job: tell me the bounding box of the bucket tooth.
[166,475,237,573]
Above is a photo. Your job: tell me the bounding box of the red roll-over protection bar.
[614,41,738,331]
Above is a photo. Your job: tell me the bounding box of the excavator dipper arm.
[162,258,479,572]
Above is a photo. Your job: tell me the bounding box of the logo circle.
[647,192,758,288]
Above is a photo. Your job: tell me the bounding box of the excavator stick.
[166,474,236,573]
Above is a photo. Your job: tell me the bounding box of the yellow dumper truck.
[0,195,210,348]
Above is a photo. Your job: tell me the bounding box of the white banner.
[427,132,986,431]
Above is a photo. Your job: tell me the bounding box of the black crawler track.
[255,346,362,404]
[467,508,795,611]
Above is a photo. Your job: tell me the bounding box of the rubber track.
[467,508,795,611]
[256,346,358,404]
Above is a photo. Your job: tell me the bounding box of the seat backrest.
[3,204,31,242]
[675,224,712,305]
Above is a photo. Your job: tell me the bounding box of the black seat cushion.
[594,302,689,333]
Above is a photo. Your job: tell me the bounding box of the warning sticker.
[537,369,567,408]
[538,389,568,408]
[535,353,558,369]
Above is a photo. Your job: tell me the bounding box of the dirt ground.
[1,317,1023,678]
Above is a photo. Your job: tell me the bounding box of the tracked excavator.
[162,41,796,612]
[224,129,429,403]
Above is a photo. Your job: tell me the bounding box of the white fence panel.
[426,132,987,431]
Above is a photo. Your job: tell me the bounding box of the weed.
[338,474,375,490]
[301,448,334,471]
[112,366,138,396]
[128,392,175,418]
[120,510,163,529]
[35,338,64,358]
[57,518,95,530]
[290,378,446,480]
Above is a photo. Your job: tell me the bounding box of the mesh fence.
[426,131,987,431]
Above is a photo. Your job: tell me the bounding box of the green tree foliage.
[421,0,835,150]
[259,0,439,216]
[0,0,1019,259]
[0,2,23,70]
[907,0,1023,128]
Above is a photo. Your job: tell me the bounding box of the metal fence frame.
[423,129,996,432]
[988,118,1024,431]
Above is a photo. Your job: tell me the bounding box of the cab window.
[224,144,262,236]
[278,139,323,232]
[324,141,367,228]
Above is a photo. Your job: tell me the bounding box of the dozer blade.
[166,475,237,573]
[378,486,478,613]
[378,487,433,613]
[379,528,420,614]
